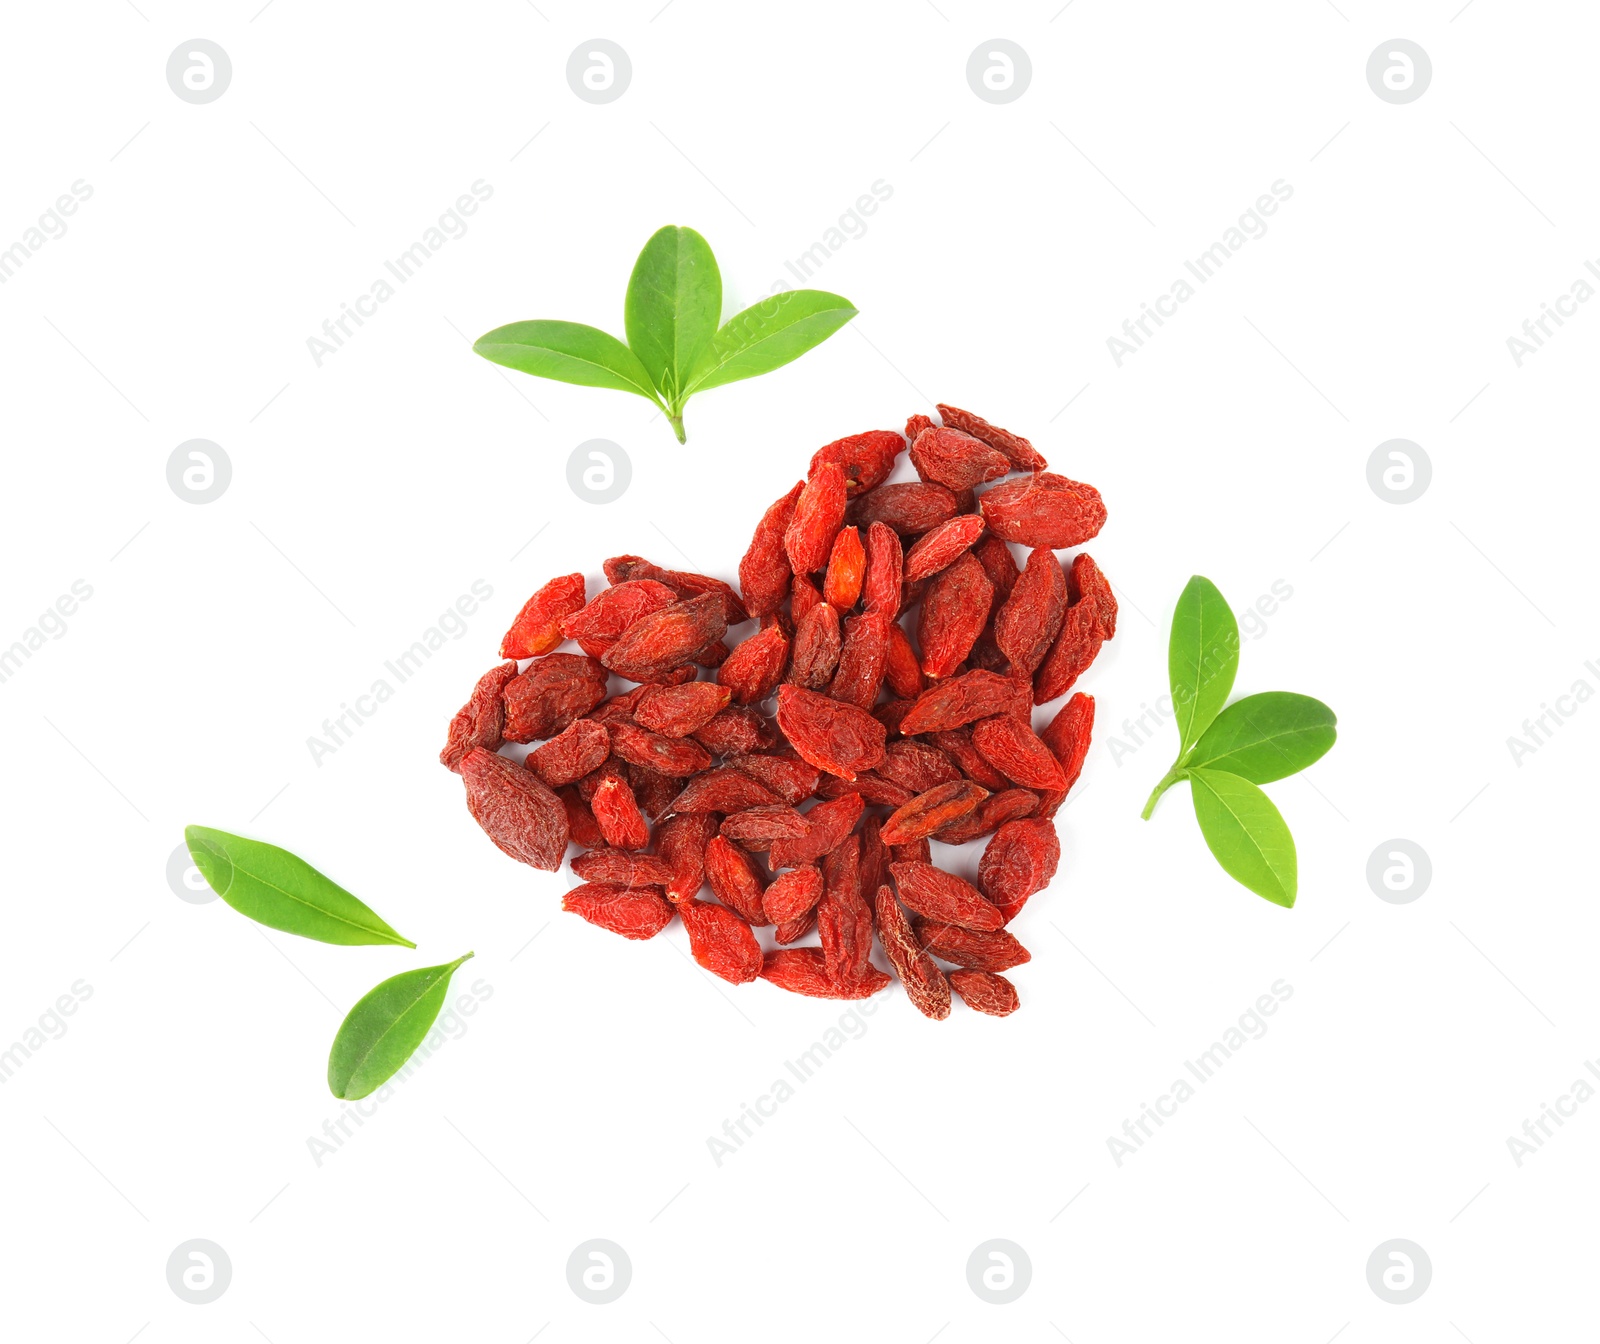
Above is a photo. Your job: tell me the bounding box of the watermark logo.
[0,980,94,1084]
[168,841,216,904]
[1506,1059,1600,1166]
[166,40,232,105]
[1365,1239,1431,1303]
[566,1239,631,1303]
[1366,439,1430,504]
[0,580,94,687]
[1366,41,1431,105]
[0,180,93,286]
[966,1239,1031,1303]
[166,1239,231,1304]
[567,440,631,504]
[167,440,231,504]
[1366,839,1431,904]
[966,41,1031,104]
[567,41,631,104]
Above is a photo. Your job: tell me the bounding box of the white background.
[1,2,1594,1340]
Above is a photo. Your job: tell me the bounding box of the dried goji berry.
[818,834,874,986]
[903,514,986,583]
[776,685,887,782]
[978,818,1061,923]
[822,526,866,609]
[971,714,1068,790]
[850,481,958,535]
[693,705,774,757]
[927,727,1012,790]
[1033,597,1104,705]
[785,460,847,575]
[935,403,1049,472]
[763,865,824,923]
[874,885,950,1020]
[562,884,675,940]
[882,623,924,701]
[727,753,820,805]
[602,593,728,683]
[994,547,1067,676]
[632,681,732,738]
[1068,552,1118,640]
[502,654,609,743]
[980,473,1107,549]
[1035,691,1094,819]
[829,611,889,711]
[889,860,1005,931]
[862,521,904,618]
[703,835,771,924]
[880,780,989,845]
[657,811,717,902]
[440,661,517,773]
[628,762,680,820]
[876,739,964,795]
[891,838,932,865]
[875,695,918,738]
[560,580,678,658]
[934,787,1039,846]
[527,717,611,787]
[570,848,674,887]
[679,898,762,984]
[590,774,649,851]
[901,669,1031,734]
[716,621,789,705]
[787,601,842,689]
[719,804,811,851]
[557,784,606,849]
[461,748,569,871]
[791,571,823,622]
[761,947,891,999]
[604,556,748,625]
[813,771,914,809]
[917,553,994,679]
[666,768,782,815]
[947,968,1020,1016]
[608,720,714,778]
[768,792,863,869]
[858,813,888,900]
[809,430,903,496]
[909,426,1011,492]
[972,534,1022,601]
[914,920,1031,971]
[773,911,817,945]
[500,573,586,659]
[905,412,935,443]
[739,481,804,618]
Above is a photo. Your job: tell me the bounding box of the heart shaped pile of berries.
[440,405,1114,1019]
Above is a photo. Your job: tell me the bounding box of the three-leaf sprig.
[1141,578,1336,908]
[185,825,471,1098]
[474,225,858,443]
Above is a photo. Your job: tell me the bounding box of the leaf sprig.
[1141,577,1336,908]
[474,225,858,443]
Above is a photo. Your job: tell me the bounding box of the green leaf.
[1169,576,1240,757]
[184,826,415,948]
[327,954,474,1099]
[624,225,721,403]
[1187,769,1297,907]
[1186,692,1337,784]
[473,320,662,403]
[681,289,857,395]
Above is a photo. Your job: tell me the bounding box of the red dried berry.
[823,526,866,610]
[666,768,783,815]
[773,911,817,945]
[909,426,1011,492]
[562,884,675,940]
[971,714,1068,790]
[978,818,1061,923]
[569,849,674,887]
[558,784,606,849]
[776,685,887,782]
[787,601,842,689]
[632,681,732,738]
[693,705,774,757]
[1033,598,1105,705]
[785,460,847,575]
[851,481,959,535]
[883,623,924,700]
[947,968,1020,1016]
[502,654,609,743]
[768,792,864,870]
[604,556,748,625]
[739,482,803,618]
[972,534,1022,601]
[980,472,1107,549]
[935,787,1039,846]
[727,753,820,805]
[608,720,715,778]
[905,412,935,443]
[928,727,1012,790]
[717,621,789,705]
[461,748,569,871]
[440,661,517,773]
[818,835,874,987]
[876,739,964,795]
[590,775,649,851]
[809,430,903,497]
[901,670,1031,735]
[679,898,763,984]
[830,611,890,711]
[1069,552,1118,640]
[889,860,1004,931]
[874,885,951,1020]
[935,403,1048,472]
[703,835,770,924]
[761,947,891,999]
[862,522,904,618]
[914,920,1032,972]
[657,811,717,902]
[500,573,586,659]
[560,580,678,659]
[719,804,811,851]
[903,514,987,583]
[994,548,1068,677]
[880,780,989,845]
[602,593,728,683]
[763,865,825,923]
[791,571,823,622]
[527,718,612,787]
[917,552,995,680]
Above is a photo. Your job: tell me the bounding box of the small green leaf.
[1186,692,1337,783]
[184,826,414,948]
[1187,769,1297,907]
[473,320,662,403]
[1169,576,1240,757]
[681,289,857,395]
[624,225,721,403]
[327,954,474,1099]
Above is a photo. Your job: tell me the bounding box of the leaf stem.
[1141,766,1185,820]
[667,412,686,443]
